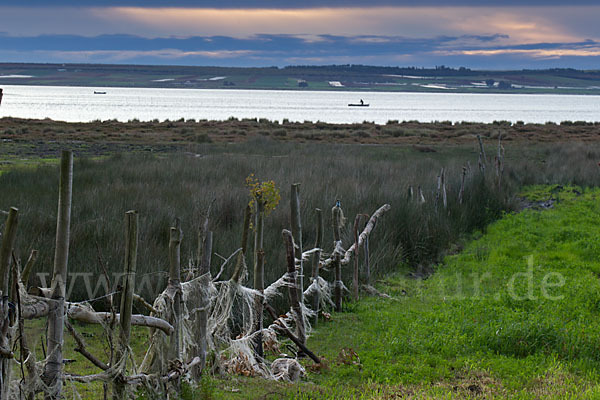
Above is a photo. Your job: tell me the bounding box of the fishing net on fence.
[140,250,331,389]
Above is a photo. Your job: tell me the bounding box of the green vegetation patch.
[294,186,600,398]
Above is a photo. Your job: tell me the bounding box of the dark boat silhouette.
[348,99,369,107]
[94,91,107,95]
[0,88,3,105]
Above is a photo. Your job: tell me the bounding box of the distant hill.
[1,63,600,94]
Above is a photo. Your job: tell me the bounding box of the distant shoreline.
[2,62,600,96]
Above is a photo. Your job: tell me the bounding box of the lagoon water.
[1,84,599,124]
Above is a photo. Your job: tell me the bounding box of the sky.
[1,1,599,69]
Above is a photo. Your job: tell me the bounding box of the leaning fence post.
[283,230,306,347]
[113,210,138,400]
[43,150,73,400]
[290,183,303,302]
[0,207,18,400]
[311,208,323,326]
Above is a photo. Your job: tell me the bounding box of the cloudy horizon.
[1,2,599,69]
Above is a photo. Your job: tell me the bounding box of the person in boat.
[360,99,364,105]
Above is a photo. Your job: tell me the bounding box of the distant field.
[2,63,600,94]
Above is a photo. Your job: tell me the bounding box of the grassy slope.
[211,186,600,399]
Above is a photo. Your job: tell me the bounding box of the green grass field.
[190,185,600,399]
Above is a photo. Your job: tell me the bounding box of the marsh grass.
[1,139,600,302]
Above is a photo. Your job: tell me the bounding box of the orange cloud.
[91,6,599,45]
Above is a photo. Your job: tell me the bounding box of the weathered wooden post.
[231,205,251,284]
[458,166,467,205]
[418,186,426,204]
[290,183,303,302]
[0,207,18,400]
[253,198,265,358]
[441,168,447,209]
[352,215,360,301]
[311,208,323,325]
[364,234,370,286]
[496,134,504,190]
[20,249,38,286]
[43,150,73,400]
[192,230,212,379]
[113,210,138,400]
[332,204,343,312]
[283,230,306,348]
[477,134,487,166]
[168,220,183,392]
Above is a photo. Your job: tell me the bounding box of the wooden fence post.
[0,207,18,400]
[113,210,138,400]
[168,220,183,392]
[282,230,306,347]
[477,134,487,166]
[192,230,212,379]
[231,205,251,284]
[253,200,265,359]
[290,184,303,302]
[332,204,343,312]
[458,166,467,205]
[311,208,323,325]
[364,234,370,286]
[352,215,360,301]
[43,150,73,400]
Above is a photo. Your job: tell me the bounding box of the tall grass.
[1,139,597,301]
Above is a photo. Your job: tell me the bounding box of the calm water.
[1,84,599,124]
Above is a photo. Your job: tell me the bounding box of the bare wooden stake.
[352,215,361,301]
[333,255,342,312]
[311,208,323,326]
[231,205,251,284]
[20,249,38,286]
[113,210,138,400]
[332,204,343,312]
[191,230,212,380]
[441,168,447,210]
[364,234,370,285]
[0,207,18,400]
[282,230,306,347]
[458,166,467,205]
[43,150,73,400]
[477,134,487,166]
[290,183,303,302]
[168,221,183,383]
[253,249,265,359]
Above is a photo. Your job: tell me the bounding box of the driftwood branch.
[265,304,320,364]
[65,321,109,371]
[324,204,390,267]
[19,299,174,335]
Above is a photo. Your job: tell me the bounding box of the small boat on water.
[348,99,369,107]
[94,91,107,95]
[348,103,369,107]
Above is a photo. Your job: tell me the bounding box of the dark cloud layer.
[0,33,598,69]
